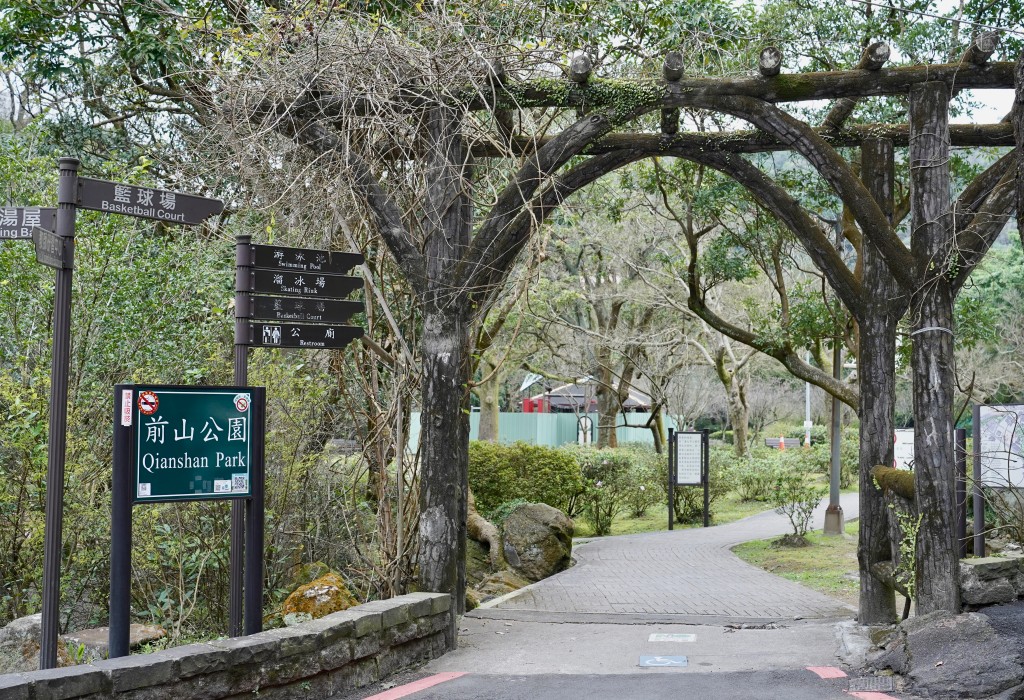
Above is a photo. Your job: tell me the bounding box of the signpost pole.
[109,386,133,658]
[667,427,675,531]
[702,429,710,528]
[39,157,79,670]
[244,388,266,635]
[231,234,251,636]
[395,392,404,593]
[955,428,967,558]
[972,405,985,557]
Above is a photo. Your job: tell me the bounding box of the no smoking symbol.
[138,391,159,416]
[234,395,249,412]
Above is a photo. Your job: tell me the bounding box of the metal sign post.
[231,239,364,634]
[28,159,225,669]
[702,429,710,528]
[110,385,265,656]
[39,158,79,670]
[667,429,709,530]
[667,427,675,531]
[230,234,251,637]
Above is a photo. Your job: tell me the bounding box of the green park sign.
[124,385,257,502]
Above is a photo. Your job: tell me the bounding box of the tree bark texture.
[714,349,749,458]
[856,138,904,624]
[909,82,961,615]
[475,359,501,442]
[417,105,473,646]
[596,358,619,449]
[1015,53,1024,246]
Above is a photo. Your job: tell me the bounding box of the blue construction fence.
[407,411,677,450]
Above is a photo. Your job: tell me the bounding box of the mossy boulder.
[501,503,573,582]
[282,572,359,619]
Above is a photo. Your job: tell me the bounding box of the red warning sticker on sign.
[138,391,159,416]
[234,394,249,412]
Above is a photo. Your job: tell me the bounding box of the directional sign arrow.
[243,269,363,300]
[1,207,57,240]
[247,323,364,349]
[245,244,364,275]
[239,296,363,325]
[77,177,223,225]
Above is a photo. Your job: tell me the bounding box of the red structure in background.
[522,397,549,413]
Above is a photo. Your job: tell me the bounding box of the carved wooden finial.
[964,31,1000,65]
[569,53,593,84]
[860,42,890,71]
[663,51,684,82]
[759,47,782,77]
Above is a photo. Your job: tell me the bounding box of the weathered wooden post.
[909,81,960,615]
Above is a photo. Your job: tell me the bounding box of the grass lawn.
[573,492,771,538]
[731,519,861,607]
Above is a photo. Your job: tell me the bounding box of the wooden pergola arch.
[253,32,1022,643]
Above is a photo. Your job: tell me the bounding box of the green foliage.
[468,441,584,517]
[617,444,664,518]
[670,457,730,525]
[770,468,827,539]
[489,498,531,526]
[891,506,922,601]
[565,446,633,536]
[729,453,785,502]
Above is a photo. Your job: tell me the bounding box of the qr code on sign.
[232,475,248,492]
[138,483,151,497]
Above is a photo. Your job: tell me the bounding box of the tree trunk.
[595,356,618,448]
[857,138,902,624]
[714,348,749,457]
[652,409,666,455]
[726,377,749,458]
[909,82,961,615]
[476,358,501,442]
[417,105,473,647]
[418,305,471,640]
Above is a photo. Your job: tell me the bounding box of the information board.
[128,386,255,502]
[977,404,1024,487]
[675,432,703,485]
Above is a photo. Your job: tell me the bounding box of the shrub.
[770,468,827,540]
[564,446,632,536]
[617,444,664,518]
[728,452,784,502]
[468,441,585,517]
[670,458,731,525]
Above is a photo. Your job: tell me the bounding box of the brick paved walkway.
[471,493,859,625]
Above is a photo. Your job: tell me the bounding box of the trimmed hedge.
[468,441,584,517]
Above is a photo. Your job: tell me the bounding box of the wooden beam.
[822,42,890,130]
[962,31,1000,66]
[661,52,683,134]
[309,61,1017,118]
[466,122,1013,158]
[1016,53,1024,236]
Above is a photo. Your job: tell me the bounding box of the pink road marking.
[848,693,900,700]
[363,673,467,700]
[807,666,848,679]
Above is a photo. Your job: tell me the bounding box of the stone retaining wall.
[0,593,451,700]
[961,553,1024,606]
